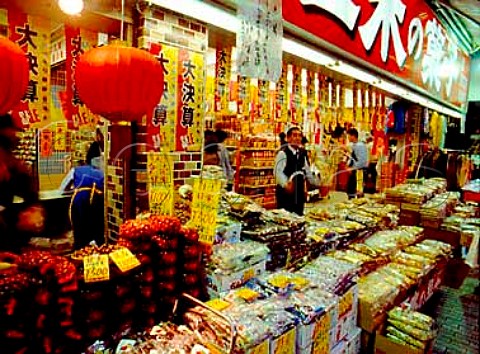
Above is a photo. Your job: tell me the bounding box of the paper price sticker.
[83,254,110,283]
[235,288,259,302]
[339,287,354,318]
[110,247,141,273]
[249,340,269,354]
[273,328,296,354]
[206,298,231,312]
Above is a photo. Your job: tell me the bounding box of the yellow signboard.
[147,152,174,215]
[190,177,222,245]
[83,254,110,283]
[110,247,141,273]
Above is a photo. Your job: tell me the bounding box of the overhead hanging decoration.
[237,0,283,82]
[0,36,29,115]
[74,43,164,122]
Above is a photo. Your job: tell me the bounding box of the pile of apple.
[118,215,206,324]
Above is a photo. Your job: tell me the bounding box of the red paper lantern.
[0,36,29,115]
[75,44,164,122]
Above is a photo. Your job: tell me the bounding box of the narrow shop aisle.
[423,270,479,354]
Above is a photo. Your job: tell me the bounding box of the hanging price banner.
[109,247,141,273]
[83,254,110,283]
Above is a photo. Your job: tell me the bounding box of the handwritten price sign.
[83,254,110,283]
[110,247,141,273]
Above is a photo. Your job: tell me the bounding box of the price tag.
[243,267,255,281]
[109,247,141,273]
[312,312,331,354]
[339,287,354,318]
[236,288,259,302]
[290,276,310,290]
[83,254,110,283]
[206,298,231,312]
[273,328,296,354]
[249,340,269,354]
[268,274,291,289]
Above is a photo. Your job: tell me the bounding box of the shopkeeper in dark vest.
[274,127,319,216]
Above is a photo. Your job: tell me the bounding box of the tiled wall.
[106,159,125,241]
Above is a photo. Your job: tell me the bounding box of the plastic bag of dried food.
[388,307,434,332]
[388,319,435,341]
[386,326,426,349]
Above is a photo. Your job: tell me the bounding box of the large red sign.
[283,0,470,110]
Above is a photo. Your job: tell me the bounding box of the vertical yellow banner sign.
[291,65,302,125]
[54,122,67,151]
[190,177,222,245]
[258,80,269,121]
[190,50,204,151]
[150,44,178,152]
[147,152,174,216]
[279,64,289,124]
[215,47,231,113]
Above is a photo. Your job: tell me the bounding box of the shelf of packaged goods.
[238,184,276,189]
[241,147,277,152]
[239,166,274,171]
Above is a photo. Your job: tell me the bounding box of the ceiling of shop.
[428,0,480,54]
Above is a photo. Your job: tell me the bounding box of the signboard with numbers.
[147,152,174,216]
[176,48,204,152]
[284,0,470,110]
[190,177,222,245]
[109,247,141,273]
[83,254,110,283]
[8,11,50,129]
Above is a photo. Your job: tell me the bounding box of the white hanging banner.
[236,0,283,82]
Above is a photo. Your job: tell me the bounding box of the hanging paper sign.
[63,26,99,130]
[8,12,49,129]
[190,177,222,245]
[215,47,231,113]
[40,129,53,157]
[236,0,282,82]
[258,80,269,120]
[83,254,110,283]
[276,63,288,124]
[109,247,141,273]
[147,152,174,216]
[148,43,178,152]
[176,48,204,152]
[54,122,67,151]
[238,76,251,116]
[291,65,302,125]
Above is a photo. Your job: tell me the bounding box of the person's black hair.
[301,136,308,145]
[286,126,301,138]
[204,130,218,154]
[347,128,359,138]
[215,129,228,144]
[332,126,345,139]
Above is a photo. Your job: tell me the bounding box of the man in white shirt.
[346,128,368,199]
[274,127,319,216]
